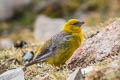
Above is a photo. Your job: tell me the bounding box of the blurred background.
[0,0,120,49]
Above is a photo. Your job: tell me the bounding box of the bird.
[24,19,84,68]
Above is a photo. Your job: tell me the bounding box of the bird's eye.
[72,22,84,26]
[73,22,79,25]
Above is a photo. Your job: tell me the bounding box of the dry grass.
[0,39,69,80]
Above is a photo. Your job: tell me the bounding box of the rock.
[14,40,27,48]
[0,0,32,20]
[66,18,120,69]
[23,51,34,62]
[0,3,14,21]
[81,66,94,75]
[67,68,84,80]
[0,68,25,80]
[34,15,66,41]
[0,39,13,49]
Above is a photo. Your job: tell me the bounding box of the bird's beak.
[74,21,85,26]
[78,22,84,26]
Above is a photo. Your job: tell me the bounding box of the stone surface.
[0,68,25,80]
[67,68,84,80]
[81,66,94,75]
[23,51,34,61]
[0,39,13,49]
[34,15,65,41]
[66,18,120,69]
[0,0,32,20]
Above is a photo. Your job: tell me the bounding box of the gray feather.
[35,31,74,61]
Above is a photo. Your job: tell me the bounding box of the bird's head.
[64,19,84,33]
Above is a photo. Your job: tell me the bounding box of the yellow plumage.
[25,19,84,67]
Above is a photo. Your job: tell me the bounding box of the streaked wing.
[34,32,74,62]
[35,43,57,61]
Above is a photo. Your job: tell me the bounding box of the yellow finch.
[25,19,84,67]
